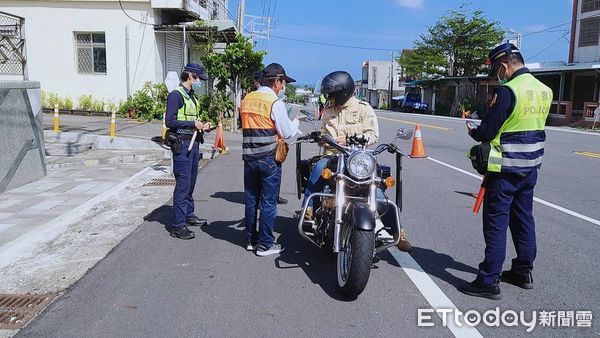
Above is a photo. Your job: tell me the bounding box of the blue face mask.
[277,90,285,100]
[192,80,202,92]
[497,75,507,85]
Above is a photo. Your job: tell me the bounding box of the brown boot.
[396,228,412,252]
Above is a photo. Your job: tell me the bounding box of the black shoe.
[277,197,288,204]
[186,216,208,226]
[458,280,502,300]
[170,226,195,239]
[500,270,534,289]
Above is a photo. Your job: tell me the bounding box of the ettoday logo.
[418,308,593,332]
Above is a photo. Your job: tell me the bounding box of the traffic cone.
[213,121,227,154]
[409,124,426,158]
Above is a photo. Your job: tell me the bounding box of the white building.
[0,0,236,106]
[571,0,600,63]
[359,60,403,109]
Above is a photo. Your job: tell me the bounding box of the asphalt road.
[20,109,600,337]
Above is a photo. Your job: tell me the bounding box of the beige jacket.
[321,96,379,154]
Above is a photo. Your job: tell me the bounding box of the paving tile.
[37,192,61,197]
[0,223,16,233]
[47,182,80,193]
[45,205,77,214]
[64,183,100,194]
[29,199,67,210]
[0,199,22,209]
[0,213,15,219]
[87,182,116,195]
[62,197,93,206]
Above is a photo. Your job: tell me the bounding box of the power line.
[118,0,156,26]
[270,34,398,51]
[522,22,571,37]
[527,31,570,59]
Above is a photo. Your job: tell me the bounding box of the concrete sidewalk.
[0,115,233,336]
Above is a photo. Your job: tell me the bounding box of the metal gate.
[0,11,26,78]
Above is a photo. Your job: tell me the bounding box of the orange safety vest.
[240,90,279,161]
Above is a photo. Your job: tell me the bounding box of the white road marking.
[389,249,483,338]
[426,156,600,227]
[376,221,483,337]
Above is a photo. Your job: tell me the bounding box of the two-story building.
[360,60,403,109]
[529,0,600,126]
[0,0,236,106]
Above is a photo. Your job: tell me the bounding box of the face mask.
[192,80,202,92]
[277,83,286,99]
[497,75,507,85]
[496,64,508,85]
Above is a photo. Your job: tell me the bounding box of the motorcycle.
[295,128,413,299]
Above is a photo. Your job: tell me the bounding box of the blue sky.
[227,0,573,86]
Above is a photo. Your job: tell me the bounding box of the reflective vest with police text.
[487,73,552,173]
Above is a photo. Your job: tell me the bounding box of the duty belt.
[175,129,195,135]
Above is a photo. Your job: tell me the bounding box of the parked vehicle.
[399,93,428,113]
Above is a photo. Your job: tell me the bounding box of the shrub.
[91,98,105,112]
[78,95,93,110]
[131,89,155,120]
[106,101,118,113]
[41,91,49,108]
[47,92,61,108]
[61,97,73,110]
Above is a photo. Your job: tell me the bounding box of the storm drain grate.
[144,178,176,186]
[0,293,56,329]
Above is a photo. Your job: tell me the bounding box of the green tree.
[397,3,504,79]
[285,84,297,99]
[196,34,266,128]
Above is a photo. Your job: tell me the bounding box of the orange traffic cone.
[213,122,228,154]
[409,124,426,158]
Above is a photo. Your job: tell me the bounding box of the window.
[579,17,600,46]
[75,32,106,74]
[211,1,219,20]
[582,0,600,12]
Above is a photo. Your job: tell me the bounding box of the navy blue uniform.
[469,68,539,286]
[165,86,201,229]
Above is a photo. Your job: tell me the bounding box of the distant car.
[399,93,428,113]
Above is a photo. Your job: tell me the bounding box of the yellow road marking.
[574,151,600,158]
[377,116,454,131]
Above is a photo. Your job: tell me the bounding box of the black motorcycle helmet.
[320,71,355,106]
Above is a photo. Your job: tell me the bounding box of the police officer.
[242,63,300,256]
[459,43,552,299]
[302,71,412,252]
[165,63,211,240]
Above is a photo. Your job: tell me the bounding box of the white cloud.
[397,0,424,10]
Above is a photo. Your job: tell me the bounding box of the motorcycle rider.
[302,71,412,251]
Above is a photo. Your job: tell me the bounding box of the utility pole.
[507,28,521,49]
[237,0,245,33]
[233,0,245,131]
[388,51,394,109]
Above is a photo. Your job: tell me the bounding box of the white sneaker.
[256,243,284,257]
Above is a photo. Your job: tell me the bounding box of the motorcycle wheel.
[336,226,374,299]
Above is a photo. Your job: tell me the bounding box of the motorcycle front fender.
[348,202,375,231]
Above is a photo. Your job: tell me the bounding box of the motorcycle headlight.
[347,151,376,180]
